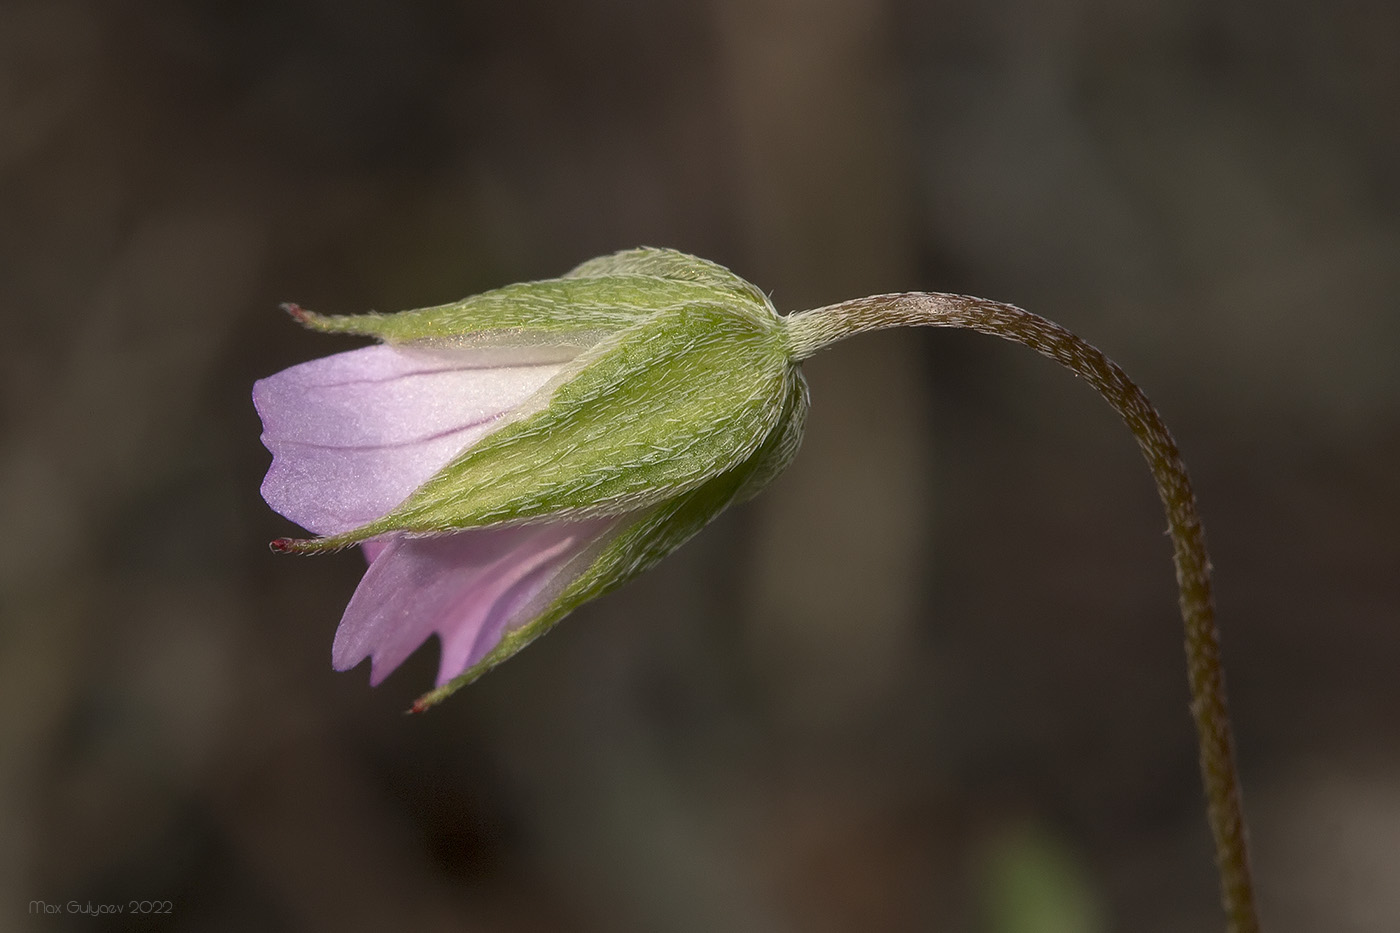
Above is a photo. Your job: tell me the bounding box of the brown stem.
[785,293,1259,933]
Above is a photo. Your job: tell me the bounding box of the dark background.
[4,1,1398,930]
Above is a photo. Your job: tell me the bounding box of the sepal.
[285,247,771,347]
[411,371,809,709]
[286,298,791,552]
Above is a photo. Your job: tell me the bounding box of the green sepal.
[295,299,791,552]
[565,247,771,308]
[291,248,770,346]
[411,370,809,710]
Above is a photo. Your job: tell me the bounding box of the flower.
[255,248,807,708]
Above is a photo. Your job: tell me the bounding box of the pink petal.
[254,344,564,535]
[361,538,392,563]
[331,518,618,687]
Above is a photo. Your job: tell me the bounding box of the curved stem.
[785,293,1258,933]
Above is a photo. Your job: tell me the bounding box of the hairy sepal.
[295,299,790,552]
[565,247,772,308]
[412,371,809,709]
[291,248,772,347]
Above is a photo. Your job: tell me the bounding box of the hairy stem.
[785,293,1258,933]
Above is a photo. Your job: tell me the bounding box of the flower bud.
[255,248,806,707]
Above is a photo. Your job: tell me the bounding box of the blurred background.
[3,0,1397,930]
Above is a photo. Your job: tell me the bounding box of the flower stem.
[785,293,1259,933]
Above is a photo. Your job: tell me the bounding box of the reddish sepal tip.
[279,302,311,322]
[269,537,296,553]
[408,698,430,715]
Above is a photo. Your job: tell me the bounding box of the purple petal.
[331,518,618,687]
[254,345,563,535]
[361,538,392,563]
